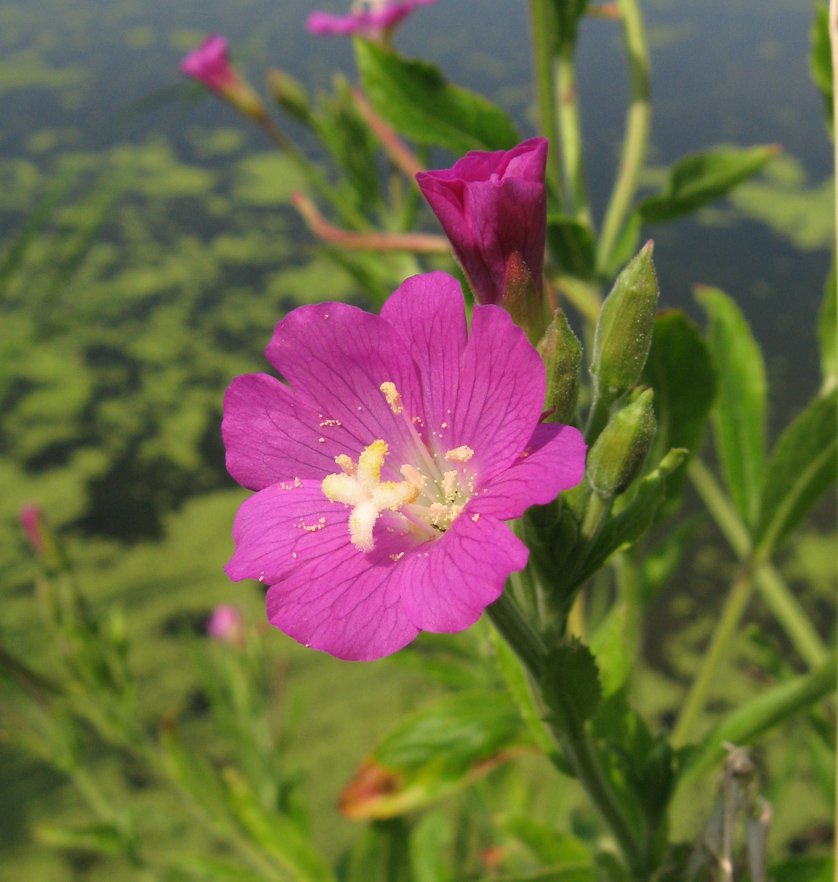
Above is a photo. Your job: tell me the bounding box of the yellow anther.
[444,445,474,463]
[379,381,404,415]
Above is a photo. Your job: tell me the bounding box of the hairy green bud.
[587,389,657,498]
[267,68,311,124]
[538,310,582,425]
[590,241,659,404]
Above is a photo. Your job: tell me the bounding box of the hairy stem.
[529,0,563,202]
[596,0,651,275]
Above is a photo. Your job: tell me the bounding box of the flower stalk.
[555,44,591,225]
[529,0,563,202]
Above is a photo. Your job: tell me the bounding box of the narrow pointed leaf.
[338,691,527,819]
[223,769,337,882]
[354,40,520,154]
[546,214,596,278]
[171,854,269,882]
[754,389,837,555]
[346,819,412,882]
[696,286,766,529]
[36,823,127,856]
[639,145,779,224]
[818,255,837,386]
[810,4,834,130]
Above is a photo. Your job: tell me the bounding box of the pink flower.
[206,604,244,643]
[222,272,586,661]
[20,503,44,555]
[416,138,549,307]
[180,35,266,120]
[306,0,435,40]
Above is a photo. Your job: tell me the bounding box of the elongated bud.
[20,504,45,555]
[267,68,311,124]
[590,241,658,403]
[538,311,581,424]
[587,389,656,498]
[502,251,544,343]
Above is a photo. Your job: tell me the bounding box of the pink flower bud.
[20,503,44,555]
[180,36,266,121]
[416,137,548,308]
[206,604,244,644]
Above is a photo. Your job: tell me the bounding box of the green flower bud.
[587,389,656,498]
[267,68,311,124]
[590,241,659,403]
[538,310,582,425]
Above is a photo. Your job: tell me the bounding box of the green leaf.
[346,819,412,882]
[639,145,780,224]
[641,310,716,509]
[474,868,594,882]
[223,769,337,882]
[818,254,837,386]
[541,639,602,731]
[410,811,455,882]
[572,449,686,586]
[354,40,520,154]
[500,816,592,869]
[589,605,630,699]
[696,286,767,529]
[338,690,526,819]
[170,854,269,882]
[683,650,837,781]
[546,214,596,279]
[36,823,128,857]
[810,3,834,130]
[754,389,838,555]
[601,211,642,281]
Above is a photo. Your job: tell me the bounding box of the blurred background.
[0,0,835,878]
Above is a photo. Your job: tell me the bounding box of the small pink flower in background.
[306,0,435,40]
[180,35,266,120]
[20,503,44,555]
[207,604,244,643]
[416,137,549,308]
[222,271,585,661]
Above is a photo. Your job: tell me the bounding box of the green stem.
[671,565,756,748]
[596,0,651,275]
[529,0,563,203]
[555,44,591,225]
[585,392,613,444]
[557,723,646,879]
[486,588,547,681]
[688,459,827,668]
[488,590,646,878]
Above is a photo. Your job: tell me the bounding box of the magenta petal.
[380,272,467,440]
[223,373,369,490]
[266,546,419,661]
[472,423,587,521]
[397,514,528,633]
[450,304,546,481]
[265,302,424,472]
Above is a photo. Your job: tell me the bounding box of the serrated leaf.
[639,145,779,224]
[541,639,601,731]
[818,255,837,386]
[354,40,520,154]
[754,389,837,555]
[641,310,716,509]
[572,449,686,586]
[338,691,526,819]
[223,769,336,882]
[546,214,596,278]
[810,4,834,130]
[696,286,766,529]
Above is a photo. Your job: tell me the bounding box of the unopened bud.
[20,504,44,555]
[206,604,244,646]
[267,68,311,124]
[587,389,656,498]
[502,251,544,343]
[590,241,658,403]
[538,311,581,424]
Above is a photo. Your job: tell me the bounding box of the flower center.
[320,383,476,552]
